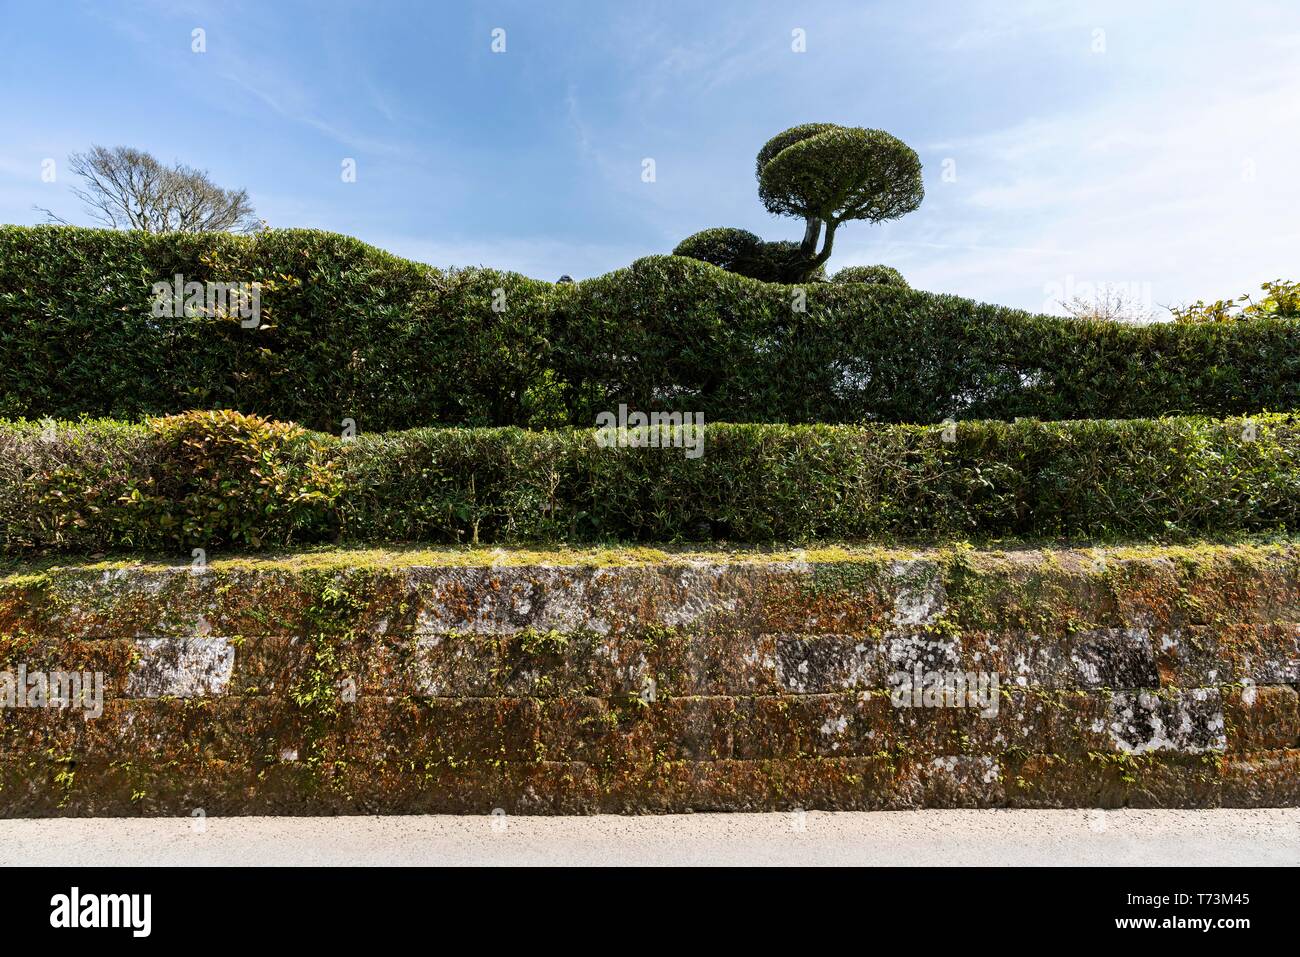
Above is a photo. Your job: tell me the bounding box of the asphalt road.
[2,809,1297,866]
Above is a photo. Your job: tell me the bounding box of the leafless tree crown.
[1059,286,1155,324]
[46,145,260,233]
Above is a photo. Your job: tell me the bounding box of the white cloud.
[851,47,1300,312]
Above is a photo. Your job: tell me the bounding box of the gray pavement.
[1,809,1297,866]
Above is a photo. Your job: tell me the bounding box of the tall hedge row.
[2,411,1296,554]
[0,226,559,429]
[2,226,1297,430]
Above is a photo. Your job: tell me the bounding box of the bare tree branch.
[61,145,260,233]
[1060,286,1155,324]
[32,205,73,226]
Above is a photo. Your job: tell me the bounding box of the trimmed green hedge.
[832,264,909,287]
[1,226,1297,430]
[0,226,556,430]
[2,411,1297,553]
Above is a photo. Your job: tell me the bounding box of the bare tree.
[1059,285,1155,324]
[37,145,260,233]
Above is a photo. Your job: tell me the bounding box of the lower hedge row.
[1,410,1297,553]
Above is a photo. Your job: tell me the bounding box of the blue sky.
[2,0,1298,312]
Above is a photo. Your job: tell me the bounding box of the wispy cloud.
[3,0,1298,306]
[833,12,1300,311]
[218,69,406,157]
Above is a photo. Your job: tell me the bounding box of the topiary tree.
[672,227,764,273]
[742,240,826,282]
[674,124,923,284]
[757,124,923,282]
[673,228,826,283]
[831,264,909,288]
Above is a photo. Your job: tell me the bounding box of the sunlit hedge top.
[1,411,1297,553]
[1,226,1297,431]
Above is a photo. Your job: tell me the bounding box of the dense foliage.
[2,410,1297,553]
[754,123,924,280]
[832,265,909,287]
[2,226,1297,432]
[1171,279,1300,323]
[675,123,924,282]
[672,228,825,283]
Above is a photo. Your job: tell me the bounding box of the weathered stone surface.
[999,628,1160,689]
[1181,623,1300,684]
[0,633,137,697]
[409,564,770,636]
[125,637,235,698]
[7,748,1297,815]
[1220,749,1300,805]
[771,634,877,692]
[1,543,1298,814]
[0,689,1260,772]
[1003,752,1224,809]
[1103,689,1225,753]
[1222,684,1300,752]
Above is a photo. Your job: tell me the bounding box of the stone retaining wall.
[1,544,1298,814]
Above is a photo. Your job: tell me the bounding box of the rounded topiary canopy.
[754,123,842,182]
[672,228,824,282]
[672,227,763,272]
[758,125,924,224]
[832,264,909,288]
[675,124,923,285]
